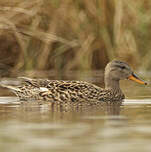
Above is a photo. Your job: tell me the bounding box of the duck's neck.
[105,76,121,92]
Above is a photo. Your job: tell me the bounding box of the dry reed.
[0,0,150,74]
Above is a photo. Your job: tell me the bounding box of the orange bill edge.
[128,74,147,85]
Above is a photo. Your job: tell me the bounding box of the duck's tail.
[0,77,31,92]
[0,83,21,99]
[0,83,21,92]
[0,77,36,100]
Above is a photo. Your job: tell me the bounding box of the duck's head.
[105,60,147,85]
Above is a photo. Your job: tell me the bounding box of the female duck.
[0,60,147,102]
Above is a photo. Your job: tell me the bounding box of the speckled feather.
[9,77,125,103]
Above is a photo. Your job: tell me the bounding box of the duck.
[0,60,147,103]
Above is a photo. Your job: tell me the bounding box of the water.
[0,71,151,152]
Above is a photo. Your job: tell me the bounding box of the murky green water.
[0,72,151,152]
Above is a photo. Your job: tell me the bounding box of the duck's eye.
[121,66,126,69]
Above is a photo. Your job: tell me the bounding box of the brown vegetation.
[0,0,150,75]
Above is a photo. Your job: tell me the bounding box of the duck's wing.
[38,80,107,102]
[18,77,48,87]
[1,77,108,102]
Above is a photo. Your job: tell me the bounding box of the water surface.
[0,72,151,152]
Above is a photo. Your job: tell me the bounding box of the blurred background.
[1,2,151,152]
[0,0,150,77]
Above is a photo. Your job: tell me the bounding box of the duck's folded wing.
[40,80,105,102]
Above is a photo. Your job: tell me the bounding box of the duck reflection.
[0,98,124,123]
[19,99,122,116]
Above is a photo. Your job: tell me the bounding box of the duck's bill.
[128,73,147,85]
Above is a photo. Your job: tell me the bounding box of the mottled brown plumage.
[0,60,146,103]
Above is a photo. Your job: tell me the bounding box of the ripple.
[124,99,151,105]
[0,96,20,104]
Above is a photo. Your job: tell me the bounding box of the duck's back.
[17,78,105,102]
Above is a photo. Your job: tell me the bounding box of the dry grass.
[0,0,150,74]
